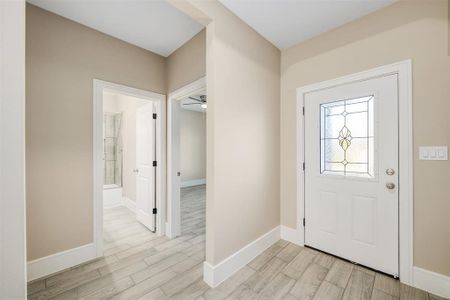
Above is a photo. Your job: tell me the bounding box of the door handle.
[133,169,139,173]
[177,171,181,177]
[385,168,395,175]
[386,182,395,190]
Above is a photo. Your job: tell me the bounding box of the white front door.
[136,103,156,232]
[304,74,399,276]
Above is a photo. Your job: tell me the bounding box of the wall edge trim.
[27,243,96,282]
[121,197,137,213]
[413,267,450,298]
[203,226,280,288]
[280,225,304,246]
[181,178,206,188]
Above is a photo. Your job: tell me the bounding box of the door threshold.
[304,245,399,279]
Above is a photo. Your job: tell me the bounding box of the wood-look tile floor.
[28,185,444,300]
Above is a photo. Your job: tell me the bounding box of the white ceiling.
[28,0,204,57]
[219,0,396,49]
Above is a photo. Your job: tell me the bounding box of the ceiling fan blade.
[188,96,202,102]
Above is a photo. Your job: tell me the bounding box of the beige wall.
[280,0,450,276]
[167,29,206,93]
[103,93,148,202]
[26,4,166,261]
[180,109,206,182]
[171,0,281,265]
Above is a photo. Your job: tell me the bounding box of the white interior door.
[304,74,399,276]
[136,103,156,232]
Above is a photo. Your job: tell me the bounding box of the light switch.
[419,146,448,160]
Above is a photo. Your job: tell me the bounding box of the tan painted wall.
[103,93,149,202]
[167,29,206,93]
[280,0,450,276]
[180,109,206,182]
[26,4,166,261]
[171,0,281,265]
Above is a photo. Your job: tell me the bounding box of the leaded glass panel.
[320,95,374,178]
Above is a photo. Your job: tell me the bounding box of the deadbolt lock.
[386,168,395,176]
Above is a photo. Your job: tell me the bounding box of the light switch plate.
[419,146,448,160]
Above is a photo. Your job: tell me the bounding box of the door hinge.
[152,208,157,214]
[302,162,305,171]
[303,218,306,227]
[153,161,157,167]
[302,106,305,115]
[153,113,157,119]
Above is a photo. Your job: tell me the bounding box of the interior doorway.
[93,79,165,257]
[167,77,206,238]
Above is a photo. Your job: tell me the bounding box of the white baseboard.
[121,197,136,213]
[165,222,173,238]
[280,225,304,246]
[181,178,206,188]
[27,243,97,282]
[413,267,450,298]
[203,226,280,288]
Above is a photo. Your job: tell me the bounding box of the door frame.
[0,0,27,297]
[296,60,413,284]
[167,77,206,238]
[93,79,166,257]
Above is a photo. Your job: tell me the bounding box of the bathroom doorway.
[93,79,165,257]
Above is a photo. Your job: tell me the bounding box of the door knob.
[385,168,395,175]
[133,169,139,173]
[386,182,395,190]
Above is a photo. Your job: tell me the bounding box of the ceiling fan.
[183,95,207,109]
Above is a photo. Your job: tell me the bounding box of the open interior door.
[135,103,156,232]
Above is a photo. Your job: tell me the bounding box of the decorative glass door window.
[320,95,375,178]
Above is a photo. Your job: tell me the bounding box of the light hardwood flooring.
[28,185,444,300]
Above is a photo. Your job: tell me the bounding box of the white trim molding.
[181,178,206,188]
[121,197,137,213]
[167,77,206,238]
[296,60,413,284]
[93,79,166,257]
[203,226,280,288]
[0,1,27,297]
[413,267,450,298]
[280,225,303,246]
[27,243,96,282]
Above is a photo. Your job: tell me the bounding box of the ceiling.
[180,94,206,113]
[28,0,204,57]
[219,0,396,49]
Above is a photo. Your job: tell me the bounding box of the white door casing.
[304,74,399,276]
[167,77,206,238]
[94,79,166,257]
[136,103,157,231]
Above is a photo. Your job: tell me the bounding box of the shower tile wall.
[104,113,122,186]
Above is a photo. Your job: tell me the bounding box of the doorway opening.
[167,77,206,238]
[93,79,165,257]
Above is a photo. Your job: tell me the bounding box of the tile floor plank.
[341,269,375,300]
[290,263,328,300]
[324,259,354,288]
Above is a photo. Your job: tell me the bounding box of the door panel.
[136,103,156,232]
[304,75,399,276]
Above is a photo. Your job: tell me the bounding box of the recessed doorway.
[167,77,206,238]
[93,79,165,257]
